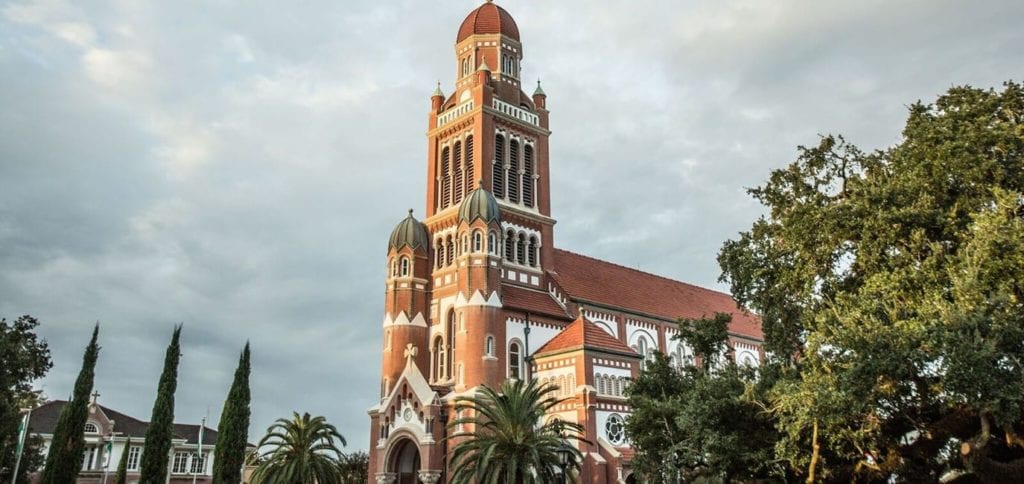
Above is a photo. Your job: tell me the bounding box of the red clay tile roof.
[551,249,762,340]
[534,316,639,358]
[502,284,571,320]
[457,2,520,43]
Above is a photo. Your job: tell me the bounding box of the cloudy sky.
[1,0,1021,451]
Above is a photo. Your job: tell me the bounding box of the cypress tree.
[139,325,182,483]
[113,438,130,484]
[39,324,100,484]
[212,342,251,484]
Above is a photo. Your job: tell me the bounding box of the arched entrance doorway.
[625,472,638,484]
[388,438,421,484]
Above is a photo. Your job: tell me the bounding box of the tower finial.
[433,81,443,97]
[533,78,546,96]
[408,208,414,216]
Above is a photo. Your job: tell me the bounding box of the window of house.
[190,452,207,474]
[473,231,482,252]
[509,342,521,379]
[82,445,97,470]
[485,335,495,356]
[399,257,410,277]
[127,446,141,471]
[433,337,445,382]
[516,234,526,264]
[504,230,515,261]
[606,414,626,445]
[488,232,497,255]
[453,141,463,205]
[84,422,99,434]
[172,452,189,474]
[527,236,538,267]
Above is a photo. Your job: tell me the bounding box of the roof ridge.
[553,248,733,300]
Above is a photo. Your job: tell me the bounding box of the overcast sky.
[1,0,1021,451]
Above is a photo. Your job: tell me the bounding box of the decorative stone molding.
[418,470,443,484]
[375,472,397,484]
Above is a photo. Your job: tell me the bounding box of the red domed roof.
[457,2,520,43]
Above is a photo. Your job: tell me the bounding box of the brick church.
[366,2,764,483]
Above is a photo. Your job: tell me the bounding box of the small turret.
[533,79,546,110]
[388,209,429,252]
[431,82,445,112]
[458,181,501,224]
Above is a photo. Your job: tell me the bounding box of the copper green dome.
[458,183,500,224]
[389,209,429,251]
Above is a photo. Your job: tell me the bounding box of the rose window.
[605,413,625,445]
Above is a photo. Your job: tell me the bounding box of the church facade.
[366,3,764,483]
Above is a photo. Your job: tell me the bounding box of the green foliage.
[338,450,369,484]
[250,412,347,484]
[626,316,783,483]
[447,378,587,484]
[139,325,182,483]
[40,324,100,484]
[213,342,252,484]
[0,315,52,482]
[718,81,1024,480]
[677,312,731,371]
[114,438,130,484]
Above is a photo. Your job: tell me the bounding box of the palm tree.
[448,379,587,483]
[250,412,347,484]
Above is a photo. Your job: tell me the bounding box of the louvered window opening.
[523,144,534,207]
[465,136,475,193]
[508,139,520,203]
[504,230,515,261]
[493,134,505,198]
[441,147,451,208]
[527,236,538,267]
[453,141,463,205]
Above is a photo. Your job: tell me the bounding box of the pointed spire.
[478,57,491,72]
[533,78,546,96]
[432,81,444,98]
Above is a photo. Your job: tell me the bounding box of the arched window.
[389,258,396,277]
[509,341,522,379]
[446,236,454,266]
[447,310,456,379]
[597,375,606,395]
[473,231,483,252]
[493,134,505,198]
[441,146,451,208]
[633,334,653,369]
[381,378,389,398]
[613,377,622,397]
[488,231,497,255]
[523,144,535,207]
[504,229,515,261]
[516,233,526,264]
[453,140,463,204]
[384,330,392,350]
[508,139,520,203]
[399,257,410,277]
[485,335,495,357]
[457,363,464,385]
[461,234,468,255]
[528,235,538,267]
[433,337,445,382]
[84,422,99,434]
[568,374,575,394]
[465,135,475,194]
[558,375,567,396]
[435,241,444,268]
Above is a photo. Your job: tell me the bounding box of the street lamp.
[557,440,572,484]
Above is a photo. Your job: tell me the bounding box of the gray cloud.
[1,0,1021,450]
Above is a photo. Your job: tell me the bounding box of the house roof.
[551,249,762,339]
[27,400,216,445]
[534,316,639,358]
[501,283,572,320]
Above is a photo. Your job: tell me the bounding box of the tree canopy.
[717,81,1024,481]
[0,315,51,482]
